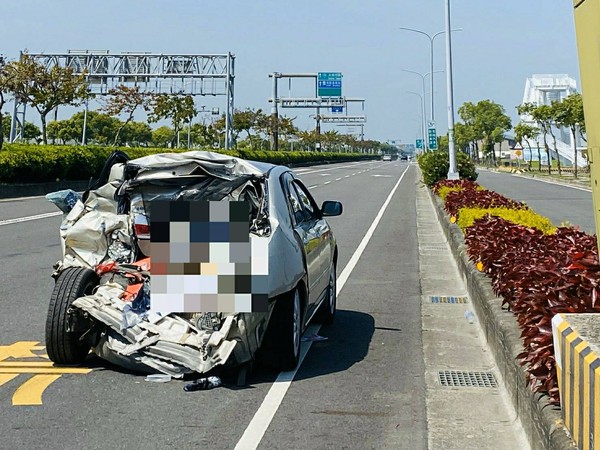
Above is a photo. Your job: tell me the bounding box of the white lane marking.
[0,211,62,226]
[295,161,371,175]
[335,177,342,181]
[352,173,356,176]
[0,194,47,202]
[372,174,392,178]
[320,173,331,176]
[235,164,412,450]
[344,175,350,178]
[509,173,592,192]
[323,181,331,185]
[308,185,319,189]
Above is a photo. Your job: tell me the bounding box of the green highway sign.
[318,72,342,97]
[428,127,437,150]
[416,139,423,149]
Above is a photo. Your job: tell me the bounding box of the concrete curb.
[427,186,577,450]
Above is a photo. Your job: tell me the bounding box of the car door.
[281,173,323,309]
[291,179,333,310]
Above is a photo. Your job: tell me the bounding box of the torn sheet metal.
[72,282,264,376]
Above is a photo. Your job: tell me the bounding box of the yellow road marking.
[0,362,56,367]
[0,367,92,374]
[0,341,45,361]
[0,342,93,406]
[0,373,19,387]
[12,375,62,406]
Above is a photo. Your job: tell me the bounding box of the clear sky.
[2,0,581,144]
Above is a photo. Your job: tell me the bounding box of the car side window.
[281,173,306,225]
[292,180,318,221]
[288,187,305,224]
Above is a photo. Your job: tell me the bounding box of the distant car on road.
[382,154,392,161]
[400,154,409,161]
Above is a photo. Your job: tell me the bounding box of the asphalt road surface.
[0,160,430,450]
[476,169,595,233]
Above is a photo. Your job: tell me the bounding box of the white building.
[520,74,586,167]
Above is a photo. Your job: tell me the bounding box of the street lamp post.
[401,69,443,150]
[399,26,462,123]
[445,0,459,179]
[406,91,426,154]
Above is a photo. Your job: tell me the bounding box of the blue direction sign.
[331,106,343,113]
[416,139,423,149]
[318,72,342,97]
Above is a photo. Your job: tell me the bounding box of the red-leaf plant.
[432,179,479,195]
[444,188,526,218]
[464,216,600,404]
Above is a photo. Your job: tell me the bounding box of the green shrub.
[418,149,478,187]
[0,143,376,183]
[457,206,557,234]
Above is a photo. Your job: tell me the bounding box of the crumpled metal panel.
[126,151,276,180]
[93,330,191,377]
[73,284,243,374]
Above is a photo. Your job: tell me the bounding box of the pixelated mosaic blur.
[149,201,269,313]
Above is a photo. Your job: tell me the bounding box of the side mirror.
[321,201,343,217]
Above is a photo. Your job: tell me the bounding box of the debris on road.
[183,375,222,392]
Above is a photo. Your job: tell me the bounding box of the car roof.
[127,150,281,179]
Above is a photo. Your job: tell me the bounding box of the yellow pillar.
[574,0,600,249]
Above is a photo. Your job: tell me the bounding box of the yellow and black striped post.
[553,314,600,450]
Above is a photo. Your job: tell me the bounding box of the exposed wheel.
[260,288,302,372]
[315,264,336,324]
[45,267,98,364]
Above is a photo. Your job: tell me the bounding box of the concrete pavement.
[417,178,529,450]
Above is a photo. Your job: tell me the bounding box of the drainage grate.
[420,245,447,251]
[430,296,468,304]
[438,370,498,388]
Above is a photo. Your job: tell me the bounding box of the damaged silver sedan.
[44,150,342,379]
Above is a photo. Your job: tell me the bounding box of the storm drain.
[438,370,498,388]
[420,245,448,252]
[429,296,468,304]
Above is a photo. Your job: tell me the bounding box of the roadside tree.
[553,93,586,177]
[152,126,174,148]
[148,94,197,148]
[0,55,7,149]
[457,102,483,160]
[101,85,151,145]
[2,52,91,144]
[121,121,152,147]
[514,121,540,170]
[520,103,556,175]
[189,122,218,148]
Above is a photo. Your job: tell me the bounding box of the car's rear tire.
[315,264,336,324]
[45,267,98,364]
[261,288,302,372]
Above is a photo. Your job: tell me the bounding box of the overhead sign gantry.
[10,51,236,148]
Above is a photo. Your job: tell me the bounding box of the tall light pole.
[445,0,459,179]
[406,91,426,153]
[399,26,462,123]
[401,69,443,150]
